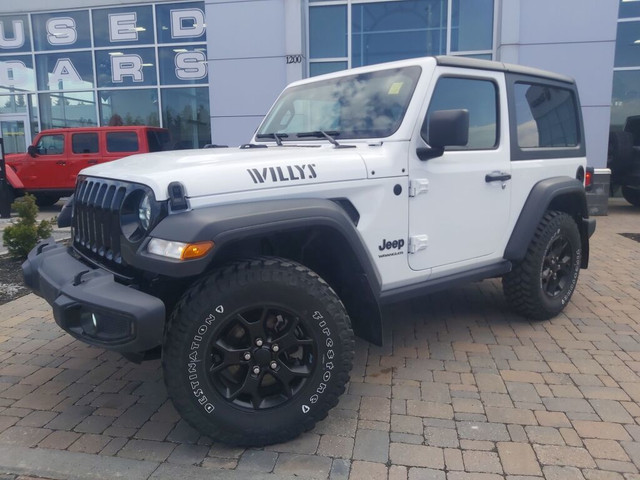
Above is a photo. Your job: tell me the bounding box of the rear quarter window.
[106,131,139,152]
[507,75,585,161]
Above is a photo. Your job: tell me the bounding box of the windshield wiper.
[255,132,288,146]
[296,131,355,149]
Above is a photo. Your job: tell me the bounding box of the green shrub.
[2,194,54,258]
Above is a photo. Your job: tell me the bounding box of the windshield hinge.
[409,179,429,197]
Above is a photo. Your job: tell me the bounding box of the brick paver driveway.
[0,199,639,480]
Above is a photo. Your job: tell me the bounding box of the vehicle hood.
[81,146,368,200]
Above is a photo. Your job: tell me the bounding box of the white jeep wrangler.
[24,56,595,446]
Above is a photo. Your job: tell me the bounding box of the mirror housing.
[27,145,37,157]
[417,109,469,161]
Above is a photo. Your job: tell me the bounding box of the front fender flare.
[142,198,384,345]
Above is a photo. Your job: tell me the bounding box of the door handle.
[56,161,66,166]
[87,159,98,164]
[485,171,511,182]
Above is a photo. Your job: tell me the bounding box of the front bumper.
[22,239,165,353]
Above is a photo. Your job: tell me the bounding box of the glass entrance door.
[0,115,31,154]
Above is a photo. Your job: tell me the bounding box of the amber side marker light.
[181,241,214,260]
[147,238,214,260]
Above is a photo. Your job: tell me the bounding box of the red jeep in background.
[4,126,171,206]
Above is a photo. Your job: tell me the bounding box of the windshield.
[257,66,421,141]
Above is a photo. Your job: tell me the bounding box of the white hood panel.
[81,146,369,200]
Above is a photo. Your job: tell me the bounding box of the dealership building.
[0,0,631,174]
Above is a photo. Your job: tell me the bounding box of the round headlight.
[138,193,152,231]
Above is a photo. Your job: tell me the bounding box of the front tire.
[162,257,354,446]
[503,211,581,320]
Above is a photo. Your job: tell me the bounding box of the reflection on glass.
[614,21,640,68]
[0,56,36,91]
[92,5,154,47]
[39,91,97,130]
[309,61,347,77]
[36,51,94,91]
[99,89,159,126]
[158,45,207,85]
[32,11,91,51]
[156,2,207,44]
[95,48,157,88]
[258,66,421,140]
[161,87,210,149]
[425,77,497,149]
[309,6,347,58]
[352,0,447,67]
[611,70,640,130]
[0,94,28,114]
[451,0,493,51]
[0,15,32,53]
[514,83,578,148]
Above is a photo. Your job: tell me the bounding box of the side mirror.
[417,109,469,161]
[27,145,37,157]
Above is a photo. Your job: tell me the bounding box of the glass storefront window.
[32,11,91,51]
[310,61,348,77]
[309,6,347,58]
[620,0,640,19]
[614,21,640,67]
[0,55,35,92]
[611,70,640,130]
[0,15,31,54]
[96,48,157,88]
[451,0,493,52]
[36,51,93,91]
[92,5,155,47]
[156,2,207,44]
[0,94,28,114]
[39,91,97,130]
[158,46,208,85]
[352,0,448,68]
[99,89,160,126]
[161,87,210,149]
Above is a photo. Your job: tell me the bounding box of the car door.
[19,133,68,190]
[408,70,511,273]
[69,132,101,187]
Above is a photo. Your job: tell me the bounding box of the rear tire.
[162,257,354,446]
[503,211,581,320]
[621,186,640,207]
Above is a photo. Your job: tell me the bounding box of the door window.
[106,131,139,152]
[35,134,64,155]
[423,77,498,150]
[72,133,99,154]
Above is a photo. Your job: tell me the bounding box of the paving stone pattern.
[0,199,640,479]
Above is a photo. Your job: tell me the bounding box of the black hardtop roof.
[435,56,575,85]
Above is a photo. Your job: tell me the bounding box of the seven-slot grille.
[73,177,132,273]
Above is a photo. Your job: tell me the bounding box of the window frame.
[506,73,585,161]
[422,74,500,151]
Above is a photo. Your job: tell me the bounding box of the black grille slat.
[73,178,134,274]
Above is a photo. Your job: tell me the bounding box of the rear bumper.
[22,239,165,353]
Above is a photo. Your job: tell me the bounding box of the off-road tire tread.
[162,256,354,446]
[502,211,579,320]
